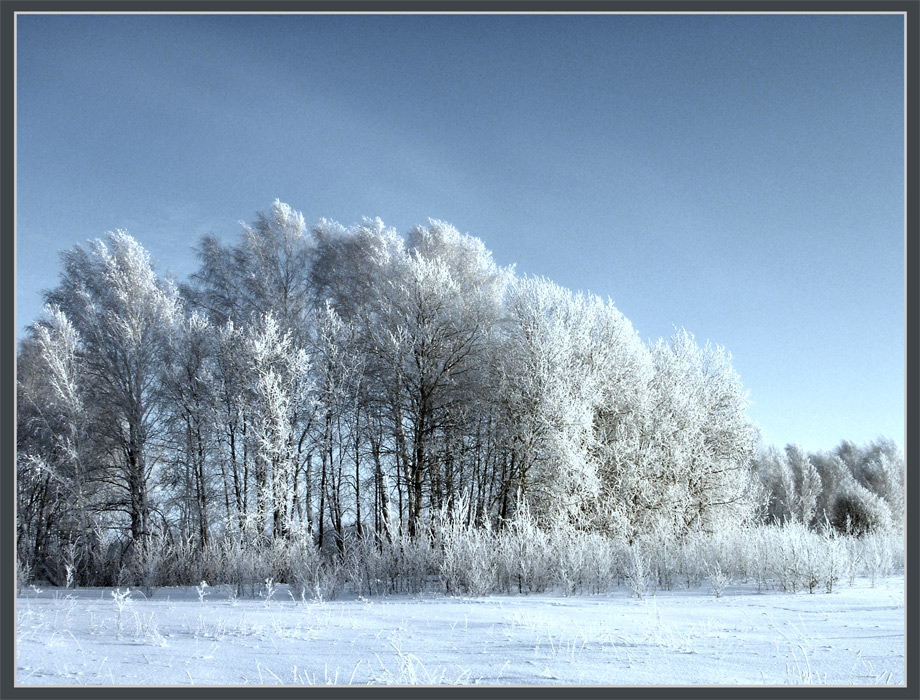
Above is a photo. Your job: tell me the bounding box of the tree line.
[16,200,903,588]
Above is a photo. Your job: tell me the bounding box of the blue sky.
[16,13,905,453]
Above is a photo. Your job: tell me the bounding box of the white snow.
[16,574,905,687]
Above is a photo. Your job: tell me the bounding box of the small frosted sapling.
[111,587,132,639]
[626,546,650,599]
[705,560,730,598]
[260,578,276,607]
[63,541,78,589]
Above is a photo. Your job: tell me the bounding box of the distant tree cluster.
[754,438,904,535]
[16,201,902,589]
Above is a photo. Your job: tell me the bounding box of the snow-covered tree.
[498,277,643,530]
[837,438,905,527]
[647,330,759,537]
[20,199,901,591]
[17,307,101,583]
[160,311,219,548]
[191,199,313,336]
[785,444,822,527]
[43,231,182,545]
[241,313,314,540]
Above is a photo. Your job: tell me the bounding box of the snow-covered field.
[16,575,905,687]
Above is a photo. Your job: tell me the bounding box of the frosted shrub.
[342,537,378,598]
[759,522,825,594]
[281,530,322,601]
[646,529,682,591]
[579,532,616,594]
[721,526,752,583]
[712,529,747,582]
[218,527,273,598]
[260,577,277,606]
[366,524,431,595]
[133,610,165,646]
[460,528,498,596]
[212,535,237,590]
[62,541,79,589]
[674,531,706,590]
[712,527,742,588]
[374,535,405,594]
[314,560,345,601]
[636,531,685,595]
[821,529,848,594]
[549,525,593,596]
[75,515,898,599]
[747,521,863,594]
[797,527,825,594]
[433,504,463,594]
[393,525,439,594]
[356,535,392,597]
[749,526,779,590]
[95,535,130,588]
[606,538,630,588]
[16,556,31,596]
[132,536,169,598]
[111,587,132,639]
[863,531,894,586]
[625,543,651,599]
[660,526,756,592]
[831,490,893,536]
[742,527,770,591]
[438,514,497,596]
[844,535,863,586]
[889,530,905,571]
[167,534,206,587]
[64,563,75,590]
[201,538,228,585]
[772,522,807,593]
[738,527,760,581]
[215,535,246,595]
[436,530,466,595]
[497,508,553,594]
[705,561,730,597]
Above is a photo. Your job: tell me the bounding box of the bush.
[131,535,170,598]
[23,509,902,600]
[437,515,498,596]
[278,528,323,601]
[497,506,553,594]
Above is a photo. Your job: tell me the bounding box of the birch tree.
[191,199,313,335]
[160,311,218,548]
[648,330,759,536]
[44,231,182,545]
[17,307,103,583]
[382,221,509,535]
[242,313,314,539]
[498,277,623,529]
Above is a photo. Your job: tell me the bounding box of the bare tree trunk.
[305,453,314,537]
[354,425,362,539]
[370,428,388,539]
[319,433,328,551]
[195,421,209,547]
[127,433,149,544]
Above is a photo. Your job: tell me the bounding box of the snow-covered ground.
[16,575,905,687]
